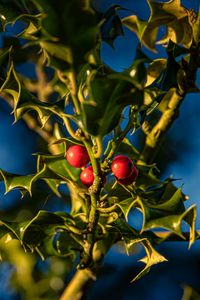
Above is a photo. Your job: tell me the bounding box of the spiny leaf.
[116,197,137,221]
[135,184,196,246]
[0,152,81,196]
[0,0,39,28]
[14,90,65,127]
[0,63,21,109]
[0,164,60,196]
[81,70,142,136]
[122,0,193,51]
[154,48,180,91]
[100,5,124,47]
[136,167,161,190]
[0,210,79,260]
[53,232,82,257]
[116,138,140,160]
[193,6,200,45]
[131,239,167,282]
[0,220,21,240]
[32,0,98,68]
[145,59,167,87]
[37,153,81,182]
[40,41,72,71]
[20,210,71,244]
[122,15,147,41]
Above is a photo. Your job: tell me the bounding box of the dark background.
[0,0,200,299]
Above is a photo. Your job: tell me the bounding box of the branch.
[60,269,95,300]
[139,42,200,164]
[139,88,183,163]
[59,234,118,300]
[102,107,137,170]
[79,140,102,268]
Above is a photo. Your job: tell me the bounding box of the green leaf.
[40,41,72,71]
[157,49,180,91]
[107,180,131,201]
[1,62,65,127]
[122,15,147,42]
[99,212,119,228]
[111,217,138,238]
[52,138,83,151]
[122,0,193,51]
[145,59,167,87]
[0,151,82,196]
[193,7,200,45]
[14,89,65,127]
[135,184,196,247]
[37,153,81,182]
[0,220,21,240]
[0,0,39,28]
[116,138,140,160]
[116,197,137,221]
[0,164,60,196]
[32,0,98,68]
[43,178,61,198]
[20,211,71,245]
[53,232,81,257]
[136,167,161,190]
[131,239,167,282]
[0,63,21,109]
[0,210,81,261]
[81,70,140,136]
[100,5,124,47]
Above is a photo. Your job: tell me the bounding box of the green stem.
[93,137,103,158]
[140,41,200,164]
[139,88,183,164]
[97,204,117,213]
[59,269,95,300]
[102,122,132,170]
[80,140,102,268]
[59,235,118,300]
[68,71,81,115]
[62,115,81,141]
[83,140,101,176]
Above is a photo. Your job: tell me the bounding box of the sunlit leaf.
[14,90,65,126]
[123,0,193,51]
[0,63,21,109]
[116,197,137,221]
[37,153,81,182]
[145,59,167,87]
[131,239,167,282]
[0,164,60,196]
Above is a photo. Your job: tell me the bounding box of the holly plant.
[0,0,200,299]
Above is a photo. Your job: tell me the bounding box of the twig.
[139,42,200,164]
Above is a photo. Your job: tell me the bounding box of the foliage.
[0,0,200,299]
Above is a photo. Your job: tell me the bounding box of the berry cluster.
[111,155,138,185]
[66,145,138,187]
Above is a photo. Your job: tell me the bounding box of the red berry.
[80,166,106,188]
[80,166,94,187]
[117,165,138,185]
[66,145,90,168]
[111,155,133,179]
